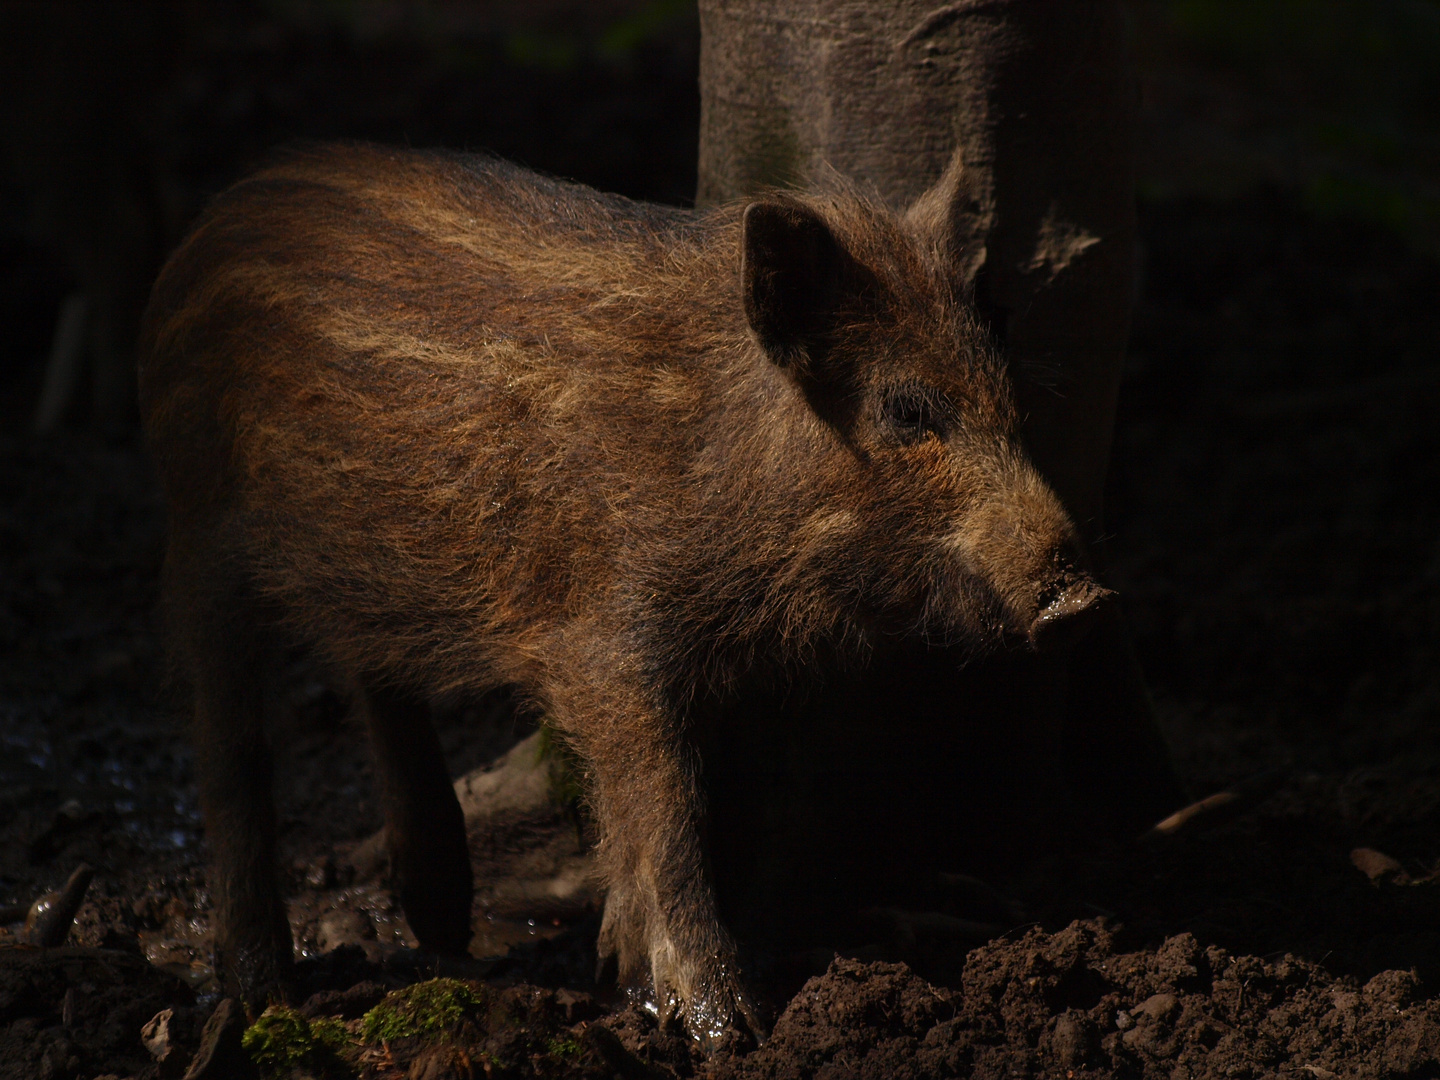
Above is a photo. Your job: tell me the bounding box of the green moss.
[359,978,485,1044]
[308,1017,354,1056]
[597,0,692,62]
[242,1005,354,1077]
[1304,172,1440,236]
[544,1034,584,1060]
[503,31,580,73]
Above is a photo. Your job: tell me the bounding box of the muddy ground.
[3,186,1440,1079]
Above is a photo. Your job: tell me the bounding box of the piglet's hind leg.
[183,605,293,1006]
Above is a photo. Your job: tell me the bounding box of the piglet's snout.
[956,469,1115,652]
[1027,576,1114,652]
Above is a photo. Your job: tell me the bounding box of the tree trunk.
[696,0,1183,874]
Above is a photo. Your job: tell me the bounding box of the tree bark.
[696,0,1184,863]
[699,0,1137,529]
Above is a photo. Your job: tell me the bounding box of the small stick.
[1139,768,1290,843]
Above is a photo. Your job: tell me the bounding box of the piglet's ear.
[742,201,848,372]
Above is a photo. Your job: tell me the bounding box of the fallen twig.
[1139,768,1290,843]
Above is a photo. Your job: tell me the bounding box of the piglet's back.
[140,143,724,466]
[138,145,740,686]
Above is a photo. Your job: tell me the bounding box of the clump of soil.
[707,921,1440,1080]
[0,947,195,1079]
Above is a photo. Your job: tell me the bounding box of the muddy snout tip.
[1026,580,1115,652]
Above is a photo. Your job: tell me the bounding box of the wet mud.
[2,190,1439,1077]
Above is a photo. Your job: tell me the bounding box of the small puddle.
[139,913,216,990]
[471,910,568,959]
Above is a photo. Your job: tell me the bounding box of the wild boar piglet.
[139,144,1107,1045]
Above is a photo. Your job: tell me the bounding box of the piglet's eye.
[881,385,950,443]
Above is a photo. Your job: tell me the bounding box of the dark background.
[2,0,1440,1006]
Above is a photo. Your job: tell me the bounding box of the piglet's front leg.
[553,678,765,1048]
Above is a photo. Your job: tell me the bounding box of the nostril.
[1027,580,1115,651]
